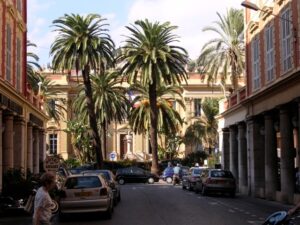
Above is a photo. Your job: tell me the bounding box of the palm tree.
[37,74,66,122]
[129,83,185,135]
[197,8,244,91]
[118,19,188,174]
[184,98,219,153]
[26,40,42,92]
[27,41,65,122]
[50,14,115,168]
[73,70,129,159]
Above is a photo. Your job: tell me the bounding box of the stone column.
[13,116,25,169]
[39,130,46,162]
[229,125,238,180]
[279,106,295,203]
[221,128,230,170]
[247,117,265,197]
[0,110,3,192]
[264,113,278,200]
[3,112,14,172]
[33,128,40,174]
[296,100,300,174]
[27,123,33,172]
[238,122,248,194]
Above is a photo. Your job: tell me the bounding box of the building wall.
[44,70,230,162]
[219,0,300,204]
[0,0,48,192]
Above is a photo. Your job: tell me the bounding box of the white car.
[59,173,114,219]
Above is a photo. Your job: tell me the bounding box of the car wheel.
[201,186,207,196]
[166,177,173,184]
[187,182,192,191]
[118,178,125,185]
[148,177,155,184]
[230,191,236,198]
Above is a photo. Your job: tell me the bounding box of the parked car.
[194,169,236,197]
[81,170,121,205]
[59,173,114,219]
[182,167,207,191]
[116,167,159,185]
[160,167,174,184]
[161,166,189,184]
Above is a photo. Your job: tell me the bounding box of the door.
[120,134,127,159]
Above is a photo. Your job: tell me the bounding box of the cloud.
[124,0,242,59]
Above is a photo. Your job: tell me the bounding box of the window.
[6,24,12,82]
[16,38,21,91]
[252,36,260,90]
[281,7,292,72]
[49,134,58,154]
[265,24,274,82]
[194,98,201,117]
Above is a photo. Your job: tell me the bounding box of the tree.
[129,83,185,136]
[73,70,129,159]
[27,40,65,122]
[118,19,188,174]
[26,40,42,92]
[184,98,219,153]
[37,74,66,122]
[50,14,115,168]
[64,119,94,164]
[197,8,244,91]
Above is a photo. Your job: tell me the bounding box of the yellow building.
[0,0,48,192]
[43,68,232,162]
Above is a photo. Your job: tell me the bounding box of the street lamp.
[241,1,297,42]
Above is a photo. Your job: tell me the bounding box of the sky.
[27,0,243,67]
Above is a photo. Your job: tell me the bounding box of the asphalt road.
[0,181,295,225]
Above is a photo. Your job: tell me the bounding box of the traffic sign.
[109,152,117,161]
[44,155,60,172]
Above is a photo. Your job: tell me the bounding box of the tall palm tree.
[73,70,129,159]
[50,14,115,168]
[197,8,244,91]
[118,19,188,174]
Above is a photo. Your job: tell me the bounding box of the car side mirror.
[109,181,115,189]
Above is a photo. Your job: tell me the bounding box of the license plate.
[75,192,91,197]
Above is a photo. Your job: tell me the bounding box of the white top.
[33,187,52,222]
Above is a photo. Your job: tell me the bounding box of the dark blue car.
[161,167,174,184]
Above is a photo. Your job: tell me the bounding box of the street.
[0,181,293,225]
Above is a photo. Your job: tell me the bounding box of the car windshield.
[193,169,202,175]
[211,170,233,178]
[81,170,112,181]
[164,167,173,173]
[65,176,102,189]
[99,171,111,180]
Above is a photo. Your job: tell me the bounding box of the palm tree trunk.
[149,81,159,175]
[82,65,103,168]
[102,120,107,160]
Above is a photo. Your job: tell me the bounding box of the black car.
[116,167,159,185]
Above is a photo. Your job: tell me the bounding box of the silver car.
[194,169,236,197]
[59,173,114,219]
[81,170,121,206]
